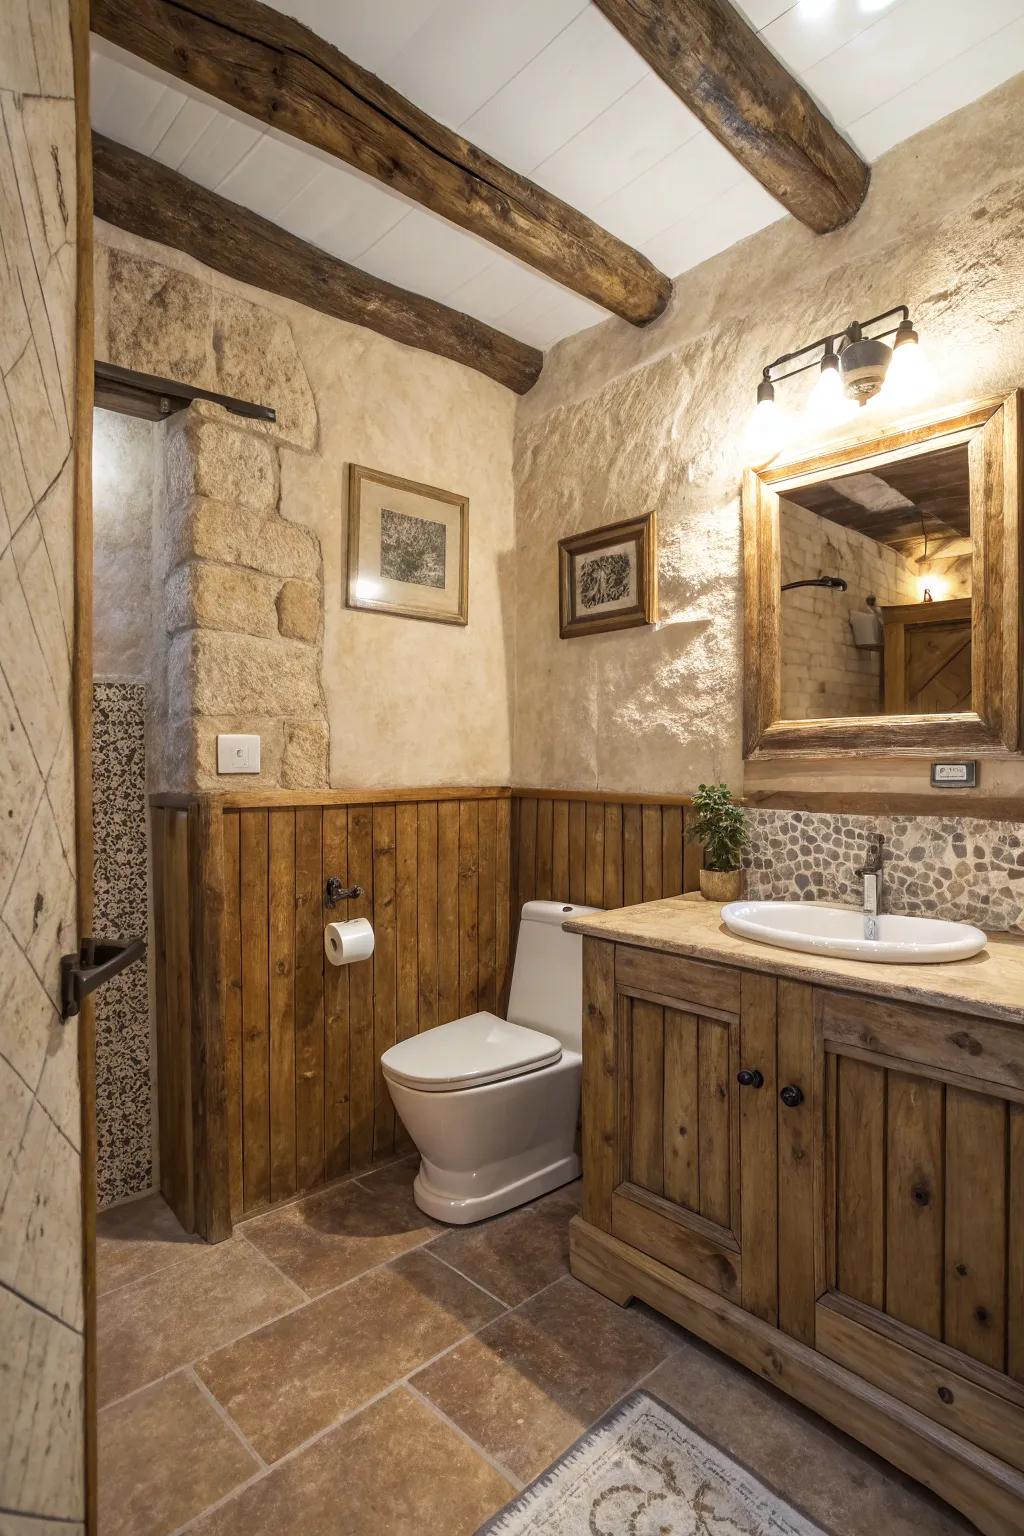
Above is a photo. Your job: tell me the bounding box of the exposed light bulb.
[746,380,782,466]
[809,357,857,427]
[885,328,932,407]
[917,571,948,604]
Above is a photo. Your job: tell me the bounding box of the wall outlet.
[217,733,261,774]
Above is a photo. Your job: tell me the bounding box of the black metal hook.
[325,877,364,908]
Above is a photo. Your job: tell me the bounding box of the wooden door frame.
[71,0,97,1528]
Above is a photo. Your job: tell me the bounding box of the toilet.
[381,900,600,1223]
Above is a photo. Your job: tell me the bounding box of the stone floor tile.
[96,1193,202,1296]
[428,1182,581,1305]
[196,1248,504,1462]
[645,1337,975,1535]
[98,1371,258,1536]
[97,1238,304,1407]
[241,1158,438,1297]
[411,1274,671,1482]
[186,1388,514,1536]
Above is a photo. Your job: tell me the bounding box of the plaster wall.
[93,224,517,791]
[513,74,1024,802]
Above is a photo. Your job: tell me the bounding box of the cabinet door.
[581,941,779,1319]
[812,990,1024,1470]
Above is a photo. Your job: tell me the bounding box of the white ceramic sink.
[721,901,987,965]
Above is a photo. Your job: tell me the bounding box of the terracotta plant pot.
[699,867,742,903]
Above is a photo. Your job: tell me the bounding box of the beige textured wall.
[92,408,154,682]
[513,74,1024,802]
[0,0,85,1525]
[94,225,517,791]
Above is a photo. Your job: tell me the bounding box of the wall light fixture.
[746,304,929,465]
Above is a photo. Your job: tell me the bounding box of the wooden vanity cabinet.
[573,937,1024,1534]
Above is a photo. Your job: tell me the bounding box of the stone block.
[211,292,318,451]
[168,630,323,718]
[165,414,278,515]
[168,498,319,582]
[276,579,320,642]
[105,248,212,388]
[173,716,286,792]
[282,718,329,789]
[166,562,279,640]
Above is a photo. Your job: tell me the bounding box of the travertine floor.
[97,1161,975,1536]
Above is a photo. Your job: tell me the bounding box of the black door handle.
[780,1084,805,1108]
[60,936,146,1020]
[737,1068,764,1089]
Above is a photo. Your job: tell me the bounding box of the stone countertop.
[564,895,1024,1026]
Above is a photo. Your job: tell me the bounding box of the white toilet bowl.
[380,900,599,1224]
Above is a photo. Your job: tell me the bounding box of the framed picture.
[347,464,468,625]
[558,512,658,639]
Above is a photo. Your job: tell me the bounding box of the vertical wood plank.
[395,804,418,1042]
[160,811,194,1230]
[535,797,553,901]
[623,804,643,906]
[739,970,778,1324]
[603,803,623,910]
[371,805,398,1157]
[1009,1104,1024,1384]
[697,1017,731,1229]
[585,801,605,908]
[776,979,815,1343]
[239,810,270,1211]
[661,806,684,896]
[551,799,570,902]
[189,802,231,1241]
[294,807,325,1189]
[268,810,297,1203]
[630,999,664,1195]
[582,937,616,1231]
[458,799,479,1018]
[515,796,537,920]
[495,796,512,1011]
[682,807,703,892]
[437,801,460,1024]
[221,810,243,1220]
[886,1072,944,1340]
[663,1009,699,1209]
[835,1055,886,1311]
[347,806,375,1170]
[641,805,662,901]
[569,800,587,904]
[477,798,497,1013]
[945,1087,1007,1372]
[322,808,350,1179]
[416,802,438,1033]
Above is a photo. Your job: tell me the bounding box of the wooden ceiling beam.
[90,0,671,326]
[592,0,869,234]
[92,135,543,395]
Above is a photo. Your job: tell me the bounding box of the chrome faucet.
[855,835,884,941]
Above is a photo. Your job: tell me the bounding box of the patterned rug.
[477,1392,827,1535]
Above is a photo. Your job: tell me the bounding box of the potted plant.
[687,783,747,902]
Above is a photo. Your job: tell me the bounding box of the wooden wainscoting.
[152,786,698,1240]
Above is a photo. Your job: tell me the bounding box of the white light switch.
[217,733,261,774]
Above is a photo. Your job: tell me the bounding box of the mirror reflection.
[779,442,972,719]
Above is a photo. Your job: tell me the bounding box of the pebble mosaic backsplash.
[93,681,153,1206]
[743,808,1024,934]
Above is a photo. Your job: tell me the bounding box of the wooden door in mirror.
[742,392,1022,759]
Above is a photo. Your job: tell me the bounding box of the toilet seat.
[381,1012,562,1093]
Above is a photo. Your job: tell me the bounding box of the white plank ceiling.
[92,0,1024,354]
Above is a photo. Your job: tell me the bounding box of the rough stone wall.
[0,0,85,1524]
[779,499,918,720]
[94,226,517,792]
[92,407,155,682]
[513,74,1024,803]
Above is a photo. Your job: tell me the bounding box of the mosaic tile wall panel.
[744,809,1024,933]
[93,681,153,1204]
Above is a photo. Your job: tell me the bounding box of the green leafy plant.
[687,783,748,872]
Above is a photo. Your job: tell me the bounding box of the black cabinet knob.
[737,1068,764,1089]
[780,1084,804,1109]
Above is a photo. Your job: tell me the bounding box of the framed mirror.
[743,392,1022,758]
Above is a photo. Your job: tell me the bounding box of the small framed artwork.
[558,512,658,639]
[347,464,468,625]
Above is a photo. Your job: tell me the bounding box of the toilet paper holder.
[325,876,364,908]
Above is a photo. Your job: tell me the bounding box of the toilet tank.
[506,900,601,1052]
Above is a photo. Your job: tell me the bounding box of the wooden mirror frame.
[743,391,1023,759]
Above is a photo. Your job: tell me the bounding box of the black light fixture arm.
[760,305,911,387]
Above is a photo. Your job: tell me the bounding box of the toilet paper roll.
[324,917,375,966]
